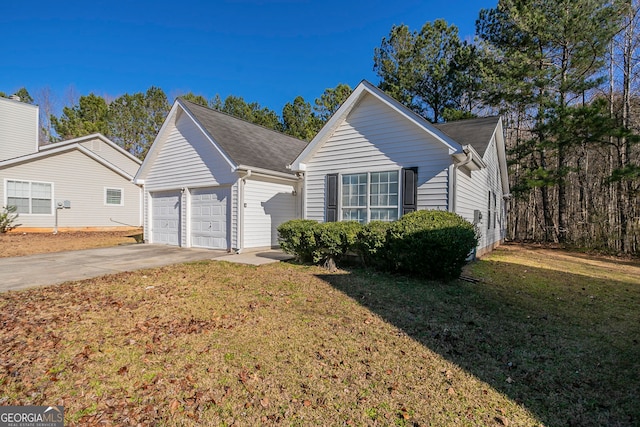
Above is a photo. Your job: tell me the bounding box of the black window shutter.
[325,173,338,222]
[402,167,418,215]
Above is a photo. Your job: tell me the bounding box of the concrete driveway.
[0,244,226,292]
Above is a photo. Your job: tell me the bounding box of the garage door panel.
[151,192,181,246]
[191,187,228,249]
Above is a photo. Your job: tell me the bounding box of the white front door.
[190,187,228,249]
[151,191,181,246]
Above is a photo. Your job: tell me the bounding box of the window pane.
[370,171,398,208]
[106,188,122,205]
[7,197,29,214]
[7,181,29,198]
[371,208,398,222]
[32,198,51,214]
[342,173,367,207]
[342,208,366,223]
[31,182,51,199]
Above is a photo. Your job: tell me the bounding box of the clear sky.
[1,0,497,114]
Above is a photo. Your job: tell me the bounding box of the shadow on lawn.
[315,257,640,427]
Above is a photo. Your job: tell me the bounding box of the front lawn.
[0,244,637,426]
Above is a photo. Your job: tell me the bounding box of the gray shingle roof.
[434,116,500,157]
[180,99,308,175]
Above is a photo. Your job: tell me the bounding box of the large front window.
[6,180,53,214]
[341,171,399,223]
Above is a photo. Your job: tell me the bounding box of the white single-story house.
[136,80,509,256]
[289,80,509,256]
[0,96,142,232]
[133,98,308,251]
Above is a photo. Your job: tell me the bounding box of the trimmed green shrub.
[277,219,318,263]
[0,206,19,233]
[278,220,362,269]
[357,221,392,269]
[387,210,477,281]
[312,221,362,268]
[279,211,477,280]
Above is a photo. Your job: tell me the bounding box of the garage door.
[243,179,297,248]
[151,191,181,245]
[191,187,228,249]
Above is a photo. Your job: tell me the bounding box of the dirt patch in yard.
[0,230,142,258]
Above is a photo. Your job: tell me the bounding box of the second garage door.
[190,187,228,249]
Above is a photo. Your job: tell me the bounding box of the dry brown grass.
[0,260,540,426]
[0,231,141,258]
[1,243,638,426]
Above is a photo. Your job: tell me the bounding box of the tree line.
[3,0,639,253]
[373,0,639,254]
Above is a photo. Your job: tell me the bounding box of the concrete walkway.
[0,244,293,292]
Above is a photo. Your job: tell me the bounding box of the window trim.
[104,187,124,206]
[4,178,54,216]
[339,168,401,224]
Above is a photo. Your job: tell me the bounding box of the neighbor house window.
[341,171,399,223]
[105,188,123,206]
[6,180,53,214]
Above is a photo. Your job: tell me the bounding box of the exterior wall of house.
[242,177,298,248]
[144,112,237,192]
[0,97,39,161]
[455,135,506,255]
[0,149,141,229]
[77,138,141,177]
[304,93,451,222]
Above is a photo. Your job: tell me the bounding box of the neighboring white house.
[289,81,509,256]
[133,98,308,251]
[0,96,142,232]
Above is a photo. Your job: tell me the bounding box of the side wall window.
[105,188,124,206]
[6,180,53,214]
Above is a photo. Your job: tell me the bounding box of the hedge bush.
[278,210,477,281]
[386,210,477,281]
[277,219,317,263]
[277,220,362,267]
[357,221,392,269]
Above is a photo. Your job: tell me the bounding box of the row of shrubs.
[277,210,478,281]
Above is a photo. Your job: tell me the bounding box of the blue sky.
[1,0,497,114]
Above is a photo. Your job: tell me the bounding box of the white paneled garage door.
[243,179,297,248]
[191,187,228,249]
[151,191,181,245]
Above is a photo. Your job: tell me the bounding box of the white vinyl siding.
[105,188,123,206]
[144,113,236,192]
[79,138,141,176]
[243,178,297,248]
[0,150,141,228]
[0,98,39,162]
[455,135,505,252]
[304,93,451,222]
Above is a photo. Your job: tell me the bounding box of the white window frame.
[4,179,54,215]
[339,168,401,224]
[105,187,124,206]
